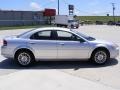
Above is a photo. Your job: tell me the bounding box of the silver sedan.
[1,27,119,66]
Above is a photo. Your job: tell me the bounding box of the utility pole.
[58,0,59,15]
[112,3,115,23]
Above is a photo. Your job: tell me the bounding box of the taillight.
[3,40,7,46]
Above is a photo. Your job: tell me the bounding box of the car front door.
[29,30,57,60]
[56,30,90,59]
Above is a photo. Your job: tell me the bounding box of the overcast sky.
[0,0,120,16]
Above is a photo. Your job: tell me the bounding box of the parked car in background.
[107,21,116,25]
[116,21,120,26]
[1,27,119,66]
[69,20,79,28]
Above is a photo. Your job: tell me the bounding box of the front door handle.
[59,43,65,45]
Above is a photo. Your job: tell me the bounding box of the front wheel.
[15,51,35,66]
[91,49,110,64]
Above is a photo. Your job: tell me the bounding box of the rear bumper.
[1,46,14,59]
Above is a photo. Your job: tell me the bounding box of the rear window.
[17,29,35,38]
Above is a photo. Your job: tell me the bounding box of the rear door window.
[30,30,55,40]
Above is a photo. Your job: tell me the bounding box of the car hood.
[89,39,115,46]
[90,39,119,48]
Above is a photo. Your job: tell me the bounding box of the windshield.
[17,29,36,38]
[68,20,78,23]
[71,30,96,41]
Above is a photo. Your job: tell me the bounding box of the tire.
[57,24,59,27]
[65,25,68,28]
[91,49,110,65]
[15,50,35,66]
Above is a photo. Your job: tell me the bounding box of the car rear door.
[28,30,57,60]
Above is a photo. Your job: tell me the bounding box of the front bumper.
[110,47,119,58]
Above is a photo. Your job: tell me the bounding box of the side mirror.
[77,37,85,43]
[80,39,86,43]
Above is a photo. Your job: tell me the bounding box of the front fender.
[88,43,110,59]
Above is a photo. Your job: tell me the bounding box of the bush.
[96,21,103,25]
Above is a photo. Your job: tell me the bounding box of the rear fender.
[13,45,35,57]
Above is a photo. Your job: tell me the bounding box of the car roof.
[34,27,71,32]
[17,27,72,38]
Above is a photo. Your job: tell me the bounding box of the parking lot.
[0,25,120,90]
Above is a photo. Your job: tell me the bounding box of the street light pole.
[112,3,115,23]
[58,0,59,15]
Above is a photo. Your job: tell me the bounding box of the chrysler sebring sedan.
[1,27,119,66]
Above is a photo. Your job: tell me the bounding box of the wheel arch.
[91,47,110,59]
[14,48,35,60]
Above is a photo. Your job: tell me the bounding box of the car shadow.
[0,59,118,70]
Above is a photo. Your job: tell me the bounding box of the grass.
[0,25,54,30]
[76,16,120,23]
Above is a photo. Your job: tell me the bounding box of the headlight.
[111,44,119,49]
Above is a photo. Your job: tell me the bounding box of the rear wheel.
[91,49,109,64]
[15,50,35,66]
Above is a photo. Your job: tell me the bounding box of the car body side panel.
[26,39,57,60]
[57,41,91,59]
[1,38,29,59]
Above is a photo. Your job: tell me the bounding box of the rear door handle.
[29,42,36,44]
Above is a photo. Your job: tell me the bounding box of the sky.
[0,0,120,16]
